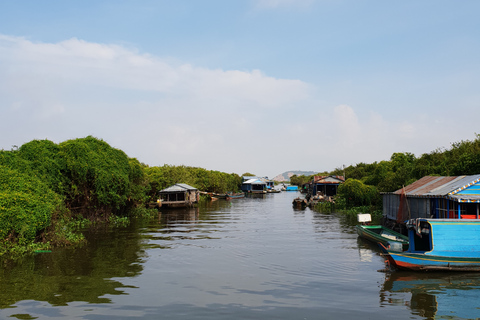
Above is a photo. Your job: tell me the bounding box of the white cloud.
[0,35,313,175]
[1,34,477,177]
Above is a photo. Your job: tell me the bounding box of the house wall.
[384,194,437,221]
[409,198,430,219]
[383,194,400,220]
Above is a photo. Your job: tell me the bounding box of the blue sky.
[1,0,479,178]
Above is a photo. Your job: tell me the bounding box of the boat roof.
[159,183,198,193]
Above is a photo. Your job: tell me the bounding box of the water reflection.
[0,226,143,309]
[381,272,480,319]
[158,207,200,223]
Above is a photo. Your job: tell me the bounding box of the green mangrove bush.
[0,165,62,244]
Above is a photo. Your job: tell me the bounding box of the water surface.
[1,191,479,319]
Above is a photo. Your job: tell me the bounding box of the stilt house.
[241,178,267,193]
[158,183,199,208]
[383,175,480,223]
[311,176,345,197]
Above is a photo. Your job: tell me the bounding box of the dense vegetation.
[292,134,480,216]
[3,134,480,255]
[0,136,241,255]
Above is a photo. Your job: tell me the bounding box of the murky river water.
[2,191,480,319]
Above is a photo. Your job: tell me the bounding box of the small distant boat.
[356,214,409,251]
[292,197,308,208]
[226,193,245,200]
[267,189,281,193]
[286,185,298,191]
[381,218,480,271]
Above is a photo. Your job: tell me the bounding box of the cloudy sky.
[1,1,479,178]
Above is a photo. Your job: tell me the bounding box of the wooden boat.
[356,225,409,251]
[381,218,480,271]
[267,189,281,193]
[226,192,245,200]
[292,197,308,208]
[356,213,409,251]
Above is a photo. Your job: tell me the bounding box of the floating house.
[158,183,200,208]
[241,178,267,193]
[242,176,274,190]
[310,175,345,197]
[383,175,480,223]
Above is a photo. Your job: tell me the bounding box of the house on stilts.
[383,175,480,228]
[310,175,345,197]
[241,178,267,194]
[158,183,200,208]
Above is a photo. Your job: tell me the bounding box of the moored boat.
[292,197,308,208]
[356,213,409,251]
[382,218,480,271]
[356,225,409,251]
[226,192,245,200]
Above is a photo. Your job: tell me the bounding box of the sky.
[1,0,479,178]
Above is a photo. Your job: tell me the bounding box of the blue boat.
[382,218,480,271]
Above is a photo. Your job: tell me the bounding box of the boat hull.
[356,225,409,251]
[385,250,480,271]
[226,193,245,200]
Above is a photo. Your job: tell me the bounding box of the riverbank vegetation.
[299,134,480,218]
[0,136,241,256]
[3,134,480,255]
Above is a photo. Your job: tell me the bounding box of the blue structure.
[383,218,480,271]
[241,178,267,193]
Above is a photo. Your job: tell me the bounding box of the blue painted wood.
[457,183,480,195]
[385,219,480,271]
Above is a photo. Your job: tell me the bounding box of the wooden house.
[310,175,345,197]
[158,183,200,208]
[383,175,480,223]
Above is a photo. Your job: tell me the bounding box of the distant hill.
[272,171,317,182]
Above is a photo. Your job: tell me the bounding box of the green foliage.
[17,139,68,195]
[338,179,380,208]
[241,172,255,177]
[338,206,383,225]
[59,136,133,213]
[0,165,61,244]
[0,136,244,256]
[314,201,335,213]
[290,174,313,186]
[145,165,241,200]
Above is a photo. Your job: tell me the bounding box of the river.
[1,191,480,319]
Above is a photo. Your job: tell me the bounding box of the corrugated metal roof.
[159,183,198,193]
[394,176,458,196]
[393,174,480,202]
[314,175,345,184]
[243,179,266,185]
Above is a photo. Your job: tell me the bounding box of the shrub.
[0,165,61,244]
